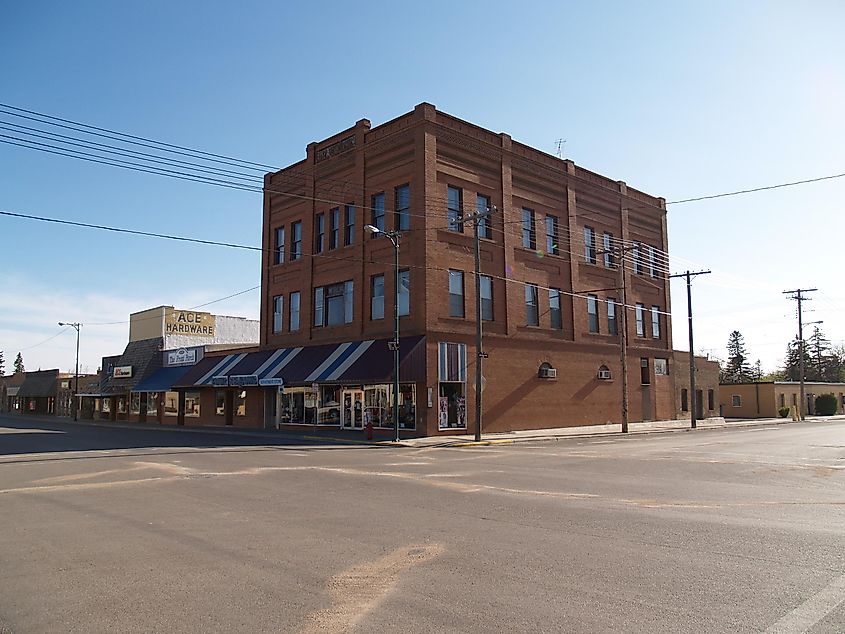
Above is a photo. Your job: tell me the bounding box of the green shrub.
[815,394,838,416]
[778,406,791,418]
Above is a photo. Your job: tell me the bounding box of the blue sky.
[1,0,843,374]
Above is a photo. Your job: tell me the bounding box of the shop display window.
[130,393,141,415]
[117,397,127,414]
[236,390,247,416]
[146,393,158,416]
[164,392,178,416]
[215,391,226,416]
[438,383,466,429]
[185,391,201,417]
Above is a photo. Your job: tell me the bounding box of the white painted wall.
[164,315,259,349]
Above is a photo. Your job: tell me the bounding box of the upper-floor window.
[522,208,536,249]
[633,242,643,275]
[273,295,283,333]
[371,193,385,235]
[291,221,302,261]
[651,305,661,339]
[314,213,325,254]
[603,232,614,267]
[371,275,385,320]
[344,204,355,246]
[641,358,650,385]
[476,194,492,239]
[584,226,596,264]
[314,281,354,327]
[635,303,645,336]
[289,291,300,331]
[395,184,410,231]
[648,245,658,278]
[587,294,599,333]
[549,288,562,330]
[525,284,539,326]
[449,270,464,317]
[448,186,463,232]
[398,269,410,316]
[654,358,669,375]
[480,275,493,321]
[273,227,285,265]
[607,297,618,335]
[545,215,559,255]
[329,207,340,250]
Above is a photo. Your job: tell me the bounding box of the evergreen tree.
[13,352,24,374]
[782,337,812,382]
[753,359,763,382]
[721,331,753,383]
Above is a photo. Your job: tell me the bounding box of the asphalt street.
[1,414,844,633]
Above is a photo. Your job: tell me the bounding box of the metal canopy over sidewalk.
[132,366,193,393]
[174,336,425,387]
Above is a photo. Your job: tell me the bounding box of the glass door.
[341,389,365,429]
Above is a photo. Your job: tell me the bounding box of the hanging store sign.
[165,347,201,367]
[211,376,229,387]
[165,309,215,338]
[258,378,284,386]
[229,374,259,387]
[113,366,133,378]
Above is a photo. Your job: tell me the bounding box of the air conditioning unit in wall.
[538,367,557,379]
[598,368,612,380]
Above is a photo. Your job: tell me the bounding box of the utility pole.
[669,270,711,429]
[58,322,81,421]
[783,288,817,420]
[459,205,494,441]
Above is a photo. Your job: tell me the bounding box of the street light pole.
[58,321,81,421]
[783,288,817,420]
[365,224,401,442]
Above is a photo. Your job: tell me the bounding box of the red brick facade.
[259,103,674,435]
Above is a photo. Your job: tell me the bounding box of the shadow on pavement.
[0,414,391,458]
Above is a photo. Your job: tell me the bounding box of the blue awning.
[132,366,192,393]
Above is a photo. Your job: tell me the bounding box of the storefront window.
[185,391,200,417]
[438,383,466,429]
[281,388,307,424]
[94,398,101,412]
[318,385,341,425]
[147,393,158,416]
[365,385,390,428]
[130,393,141,415]
[102,398,111,413]
[236,390,247,416]
[164,392,178,416]
[215,390,226,416]
[117,397,127,414]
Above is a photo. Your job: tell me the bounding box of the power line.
[666,173,845,204]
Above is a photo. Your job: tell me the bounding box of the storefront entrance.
[341,389,364,429]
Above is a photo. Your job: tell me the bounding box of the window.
[651,306,661,339]
[641,358,650,385]
[371,275,385,320]
[708,389,715,410]
[344,204,355,246]
[522,208,536,249]
[146,393,158,416]
[185,391,200,417]
[236,390,246,417]
[545,215,559,255]
[731,394,742,407]
[291,221,302,260]
[603,232,614,267]
[480,275,493,321]
[164,392,178,416]
[447,186,463,232]
[681,388,689,412]
[273,295,283,333]
[549,288,562,329]
[525,284,539,326]
[289,291,300,331]
[635,303,645,337]
[779,393,785,408]
[607,298,618,335]
[438,342,467,429]
[274,227,285,265]
[587,294,599,333]
[317,281,354,325]
[395,184,410,231]
[449,270,464,317]
[648,245,658,278]
[215,391,226,416]
[633,242,643,275]
[476,194,491,239]
[654,358,669,375]
[314,213,325,253]
[584,226,596,263]
[398,269,410,316]
[329,207,340,249]
[130,393,141,415]
[371,193,385,235]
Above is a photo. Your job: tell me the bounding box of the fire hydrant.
[366,420,374,440]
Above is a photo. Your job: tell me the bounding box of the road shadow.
[0,414,393,458]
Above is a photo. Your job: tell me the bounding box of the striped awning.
[174,336,425,387]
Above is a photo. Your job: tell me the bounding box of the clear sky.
[1,0,843,375]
